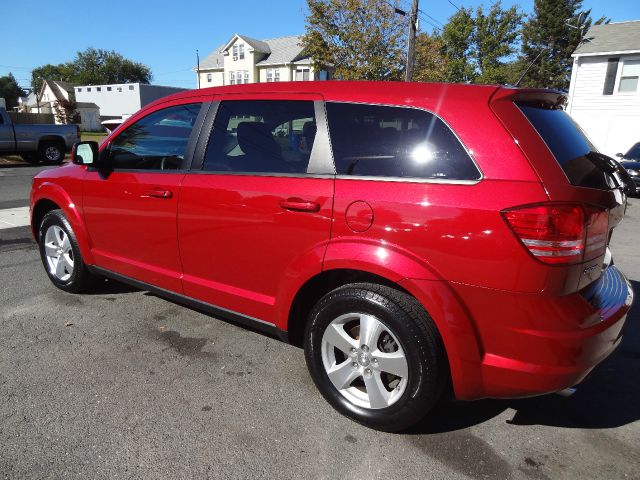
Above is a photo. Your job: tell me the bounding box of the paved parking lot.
[1,163,639,479]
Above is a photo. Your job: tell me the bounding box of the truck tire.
[21,153,40,164]
[39,141,65,165]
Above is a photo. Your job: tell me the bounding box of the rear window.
[326,102,480,181]
[517,105,617,190]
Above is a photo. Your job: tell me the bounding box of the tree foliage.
[519,0,608,89]
[302,0,406,80]
[31,48,152,92]
[0,73,26,109]
[437,1,522,84]
[413,33,449,82]
[53,98,80,125]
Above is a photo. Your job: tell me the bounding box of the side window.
[202,100,316,174]
[108,103,202,170]
[326,102,480,181]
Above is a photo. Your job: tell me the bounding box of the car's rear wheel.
[304,282,445,432]
[38,210,97,293]
[38,141,64,165]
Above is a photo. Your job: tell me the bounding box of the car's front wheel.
[304,283,445,432]
[38,210,97,293]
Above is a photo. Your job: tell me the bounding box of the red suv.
[31,82,634,431]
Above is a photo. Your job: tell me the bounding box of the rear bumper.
[450,265,633,399]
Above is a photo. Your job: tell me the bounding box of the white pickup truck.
[0,108,80,164]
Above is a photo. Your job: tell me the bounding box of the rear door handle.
[279,198,321,213]
[145,189,173,199]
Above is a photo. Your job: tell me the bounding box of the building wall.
[139,85,187,107]
[199,70,225,87]
[257,65,292,82]
[76,84,142,118]
[567,54,640,156]
[75,84,186,118]
[223,39,260,85]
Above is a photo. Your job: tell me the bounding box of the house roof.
[199,34,307,70]
[573,21,640,56]
[41,80,77,102]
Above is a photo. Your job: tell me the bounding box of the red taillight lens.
[503,203,608,265]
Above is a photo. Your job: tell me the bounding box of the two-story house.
[196,34,329,87]
[567,21,640,157]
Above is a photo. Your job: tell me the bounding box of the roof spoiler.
[491,87,567,110]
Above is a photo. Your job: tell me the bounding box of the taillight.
[502,203,609,265]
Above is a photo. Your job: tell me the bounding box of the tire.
[38,141,65,165]
[20,153,40,164]
[38,210,97,293]
[304,282,445,432]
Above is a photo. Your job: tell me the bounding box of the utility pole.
[405,0,419,81]
[196,49,201,89]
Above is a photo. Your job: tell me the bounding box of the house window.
[266,69,280,82]
[618,59,640,93]
[230,71,236,85]
[77,88,82,92]
[207,73,213,83]
[129,85,135,90]
[87,87,91,92]
[107,87,112,91]
[232,43,245,61]
[117,87,122,92]
[96,87,102,92]
[243,70,249,84]
[295,68,310,81]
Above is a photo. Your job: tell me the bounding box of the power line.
[417,12,443,33]
[418,9,445,27]
[446,0,461,11]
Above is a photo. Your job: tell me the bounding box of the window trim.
[190,98,335,175]
[615,56,640,94]
[324,100,483,184]
[189,98,481,184]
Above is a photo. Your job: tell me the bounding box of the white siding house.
[197,34,330,88]
[567,21,640,157]
[74,83,187,120]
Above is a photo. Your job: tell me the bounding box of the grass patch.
[81,132,107,142]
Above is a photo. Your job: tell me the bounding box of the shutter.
[603,58,620,95]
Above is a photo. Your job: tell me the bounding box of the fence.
[7,112,56,125]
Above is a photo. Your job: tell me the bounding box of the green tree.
[440,7,476,83]
[473,2,523,84]
[519,0,607,89]
[31,48,152,92]
[440,1,522,84]
[71,48,152,86]
[302,0,406,80]
[31,63,75,94]
[0,73,26,109]
[413,33,449,82]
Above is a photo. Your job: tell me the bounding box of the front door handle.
[145,189,173,199]
[279,198,321,213]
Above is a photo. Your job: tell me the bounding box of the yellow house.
[196,34,330,87]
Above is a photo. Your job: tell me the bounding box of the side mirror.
[71,141,99,165]
[616,153,624,158]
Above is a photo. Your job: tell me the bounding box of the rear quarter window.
[325,102,480,181]
[517,104,618,190]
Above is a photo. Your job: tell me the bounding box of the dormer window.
[232,43,245,61]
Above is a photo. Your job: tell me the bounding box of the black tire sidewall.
[38,211,87,292]
[304,285,442,431]
[39,142,64,165]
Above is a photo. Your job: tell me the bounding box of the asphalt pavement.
[1,162,639,479]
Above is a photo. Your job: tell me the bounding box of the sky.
[1,0,639,91]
